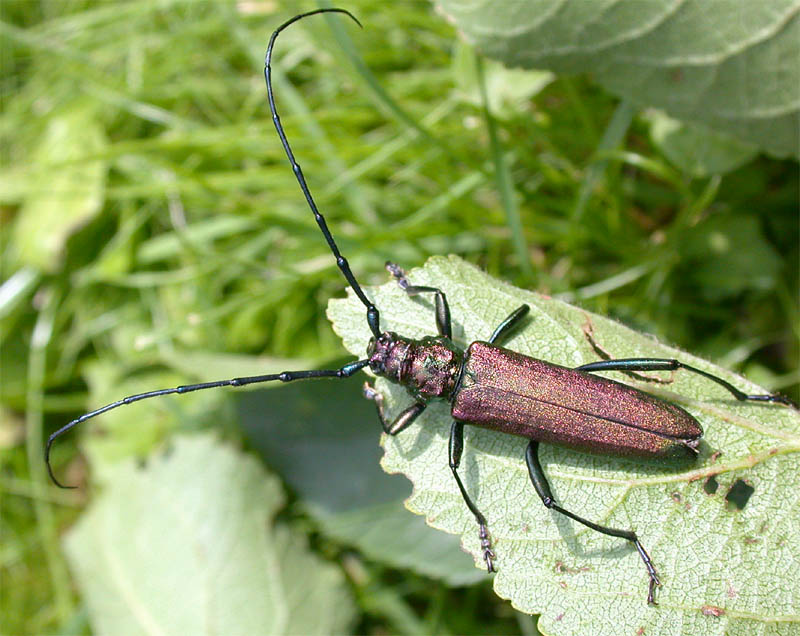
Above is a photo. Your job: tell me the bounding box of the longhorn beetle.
[46,8,798,605]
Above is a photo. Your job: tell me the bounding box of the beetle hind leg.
[450,421,496,572]
[576,358,798,410]
[525,441,661,604]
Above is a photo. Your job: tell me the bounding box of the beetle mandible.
[45,8,798,606]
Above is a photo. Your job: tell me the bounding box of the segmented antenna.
[45,9,379,487]
[45,359,369,488]
[264,8,381,339]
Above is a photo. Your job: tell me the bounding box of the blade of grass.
[570,99,635,225]
[476,54,532,278]
[24,287,74,625]
[321,1,482,179]
[325,96,460,196]
[323,4,438,146]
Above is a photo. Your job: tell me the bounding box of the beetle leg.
[525,441,661,605]
[488,304,530,345]
[581,317,673,385]
[450,421,496,572]
[385,262,452,339]
[363,382,426,435]
[576,358,798,409]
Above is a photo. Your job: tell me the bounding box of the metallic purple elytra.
[453,342,702,459]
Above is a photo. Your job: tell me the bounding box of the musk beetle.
[45,8,798,606]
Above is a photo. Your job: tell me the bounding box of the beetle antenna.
[264,9,381,339]
[44,9,380,488]
[45,359,370,488]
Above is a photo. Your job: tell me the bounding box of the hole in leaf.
[725,479,754,510]
[703,475,719,495]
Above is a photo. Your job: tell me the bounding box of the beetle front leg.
[450,421,496,572]
[385,262,452,339]
[363,382,426,435]
[525,441,661,605]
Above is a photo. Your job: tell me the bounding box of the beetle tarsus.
[479,523,496,572]
[385,261,407,287]
[363,381,381,403]
[750,393,799,410]
[633,537,661,605]
[363,381,387,427]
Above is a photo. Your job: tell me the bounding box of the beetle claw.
[647,578,660,605]
[484,548,496,573]
[479,523,496,572]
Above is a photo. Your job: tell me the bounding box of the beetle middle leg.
[525,441,661,604]
[450,421,496,572]
[488,305,530,345]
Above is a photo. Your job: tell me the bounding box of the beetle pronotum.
[46,8,797,605]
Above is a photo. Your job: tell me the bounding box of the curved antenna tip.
[45,434,76,489]
[296,7,362,29]
[265,8,362,65]
[322,7,363,29]
[341,9,363,29]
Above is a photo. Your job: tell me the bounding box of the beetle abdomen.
[451,342,702,459]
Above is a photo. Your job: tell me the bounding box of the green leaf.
[64,433,355,635]
[327,255,800,635]
[678,213,782,300]
[436,0,800,158]
[452,41,554,118]
[11,104,107,271]
[647,111,758,177]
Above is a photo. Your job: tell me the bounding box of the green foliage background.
[1,1,797,634]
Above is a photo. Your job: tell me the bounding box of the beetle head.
[367,332,409,382]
